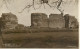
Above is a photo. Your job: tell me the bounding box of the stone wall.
[49,14,65,28]
[64,14,69,28]
[31,13,65,28]
[64,14,78,28]
[31,13,78,29]
[31,13,48,28]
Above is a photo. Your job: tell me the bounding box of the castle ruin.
[31,13,78,29]
[31,13,48,28]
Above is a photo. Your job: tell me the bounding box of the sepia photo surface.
[0,0,78,48]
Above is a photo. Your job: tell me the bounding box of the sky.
[0,0,78,26]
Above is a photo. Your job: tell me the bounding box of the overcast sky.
[0,0,78,26]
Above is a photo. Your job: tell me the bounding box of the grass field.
[1,30,78,48]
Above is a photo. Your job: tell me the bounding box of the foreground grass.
[1,30,78,48]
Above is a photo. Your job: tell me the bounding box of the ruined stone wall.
[64,14,78,28]
[31,13,78,29]
[64,14,69,28]
[31,13,48,28]
[49,14,65,28]
[64,14,78,29]
[31,13,65,28]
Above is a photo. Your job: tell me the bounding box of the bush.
[4,29,30,34]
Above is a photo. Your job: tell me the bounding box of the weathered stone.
[64,14,78,28]
[64,14,69,28]
[31,13,48,28]
[31,13,78,29]
[49,14,65,28]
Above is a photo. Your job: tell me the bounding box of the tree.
[0,0,77,14]
[0,0,13,10]
[19,0,77,14]
[19,0,64,13]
